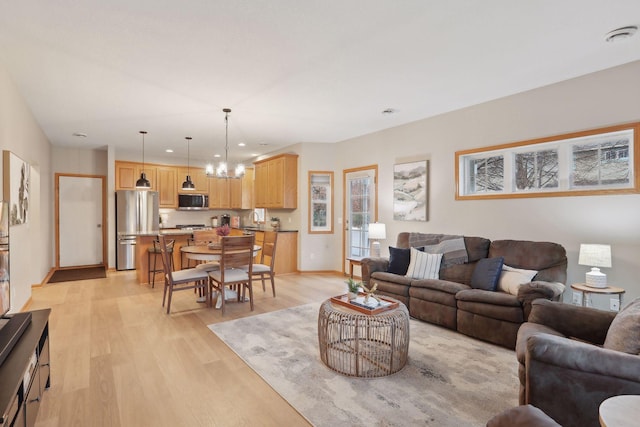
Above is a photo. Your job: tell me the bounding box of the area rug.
[48,266,106,283]
[209,303,519,426]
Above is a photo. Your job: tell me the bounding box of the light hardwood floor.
[28,270,347,427]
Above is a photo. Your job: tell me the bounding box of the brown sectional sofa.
[361,232,567,349]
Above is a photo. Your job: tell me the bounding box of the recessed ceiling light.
[165,149,174,153]
[238,142,246,147]
[605,26,637,42]
[214,154,221,158]
[382,108,396,115]
[259,143,269,146]
[251,153,259,157]
[72,132,87,137]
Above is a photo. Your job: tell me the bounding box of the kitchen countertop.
[130,227,299,237]
[234,226,298,233]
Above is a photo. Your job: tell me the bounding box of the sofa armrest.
[517,281,565,319]
[361,257,389,285]
[527,333,640,383]
[528,299,616,345]
[523,332,640,426]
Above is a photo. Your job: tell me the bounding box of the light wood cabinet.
[157,166,178,208]
[242,167,255,209]
[177,167,209,193]
[115,161,157,191]
[253,231,297,274]
[116,162,253,210]
[254,154,297,209]
[209,177,230,209]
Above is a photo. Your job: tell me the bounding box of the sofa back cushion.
[489,240,567,284]
[604,297,640,354]
[396,233,490,285]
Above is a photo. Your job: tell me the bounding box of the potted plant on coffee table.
[346,278,361,300]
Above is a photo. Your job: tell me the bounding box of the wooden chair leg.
[270,274,276,297]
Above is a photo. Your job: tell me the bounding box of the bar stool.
[149,239,174,287]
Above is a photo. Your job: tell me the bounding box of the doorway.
[342,165,378,275]
[55,174,107,268]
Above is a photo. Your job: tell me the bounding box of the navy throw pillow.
[388,247,412,275]
[470,257,504,291]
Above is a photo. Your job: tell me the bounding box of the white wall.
[0,65,52,312]
[320,60,640,308]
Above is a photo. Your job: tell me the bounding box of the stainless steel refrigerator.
[116,190,159,270]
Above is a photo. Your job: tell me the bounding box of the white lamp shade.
[578,244,612,288]
[368,223,386,240]
[578,244,612,268]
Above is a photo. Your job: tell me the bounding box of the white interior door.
[58,175,104,267]
[343,167,377,274]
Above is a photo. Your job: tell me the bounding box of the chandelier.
[206,108,245,179]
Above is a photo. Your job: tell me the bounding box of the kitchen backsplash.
[159,208,299,230]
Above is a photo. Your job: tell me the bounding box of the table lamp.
[578,244,612,288]
[368,222,386,258]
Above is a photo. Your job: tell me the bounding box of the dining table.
[180,243,262,308]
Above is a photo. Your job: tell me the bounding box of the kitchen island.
[135,228,298,285]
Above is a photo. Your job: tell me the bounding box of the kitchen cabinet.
[231,229,298,274]
[209,177,230,209]
[177,167,209,193]
[254,154,297,209]
[156,166,178,208]
[242,167,255,209]
[116,162,253,210]
[116,161,157,191]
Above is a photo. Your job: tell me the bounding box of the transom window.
[456,123,639,199]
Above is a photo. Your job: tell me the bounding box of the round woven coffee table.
[317,297,409,378]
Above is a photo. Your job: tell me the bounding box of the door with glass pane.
[343,166,378,275]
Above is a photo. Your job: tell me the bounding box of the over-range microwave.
[178,193,209,210]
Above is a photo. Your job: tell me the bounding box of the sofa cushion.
[499,264,538,295]
[405,248,442,279]
[470,256,504,291]
[387,246,412,275]
[604,297,640,355]
[420,237,468,267]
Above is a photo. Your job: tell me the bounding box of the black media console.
[0,309,51,427]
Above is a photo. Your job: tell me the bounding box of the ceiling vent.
[605,26,637,42]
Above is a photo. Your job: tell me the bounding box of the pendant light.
[135,131,151,189]
[181,136,195,190]
[206,108,245,179]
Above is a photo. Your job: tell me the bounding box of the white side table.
[599,395,640,427]
[570,283,625,311]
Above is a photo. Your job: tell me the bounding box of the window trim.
[455,122,640,200]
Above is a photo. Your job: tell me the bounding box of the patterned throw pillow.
[405,247,442,280]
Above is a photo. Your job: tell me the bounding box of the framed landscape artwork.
[393,160,428,221]
[308,171,333,234]
[2,151,30,226]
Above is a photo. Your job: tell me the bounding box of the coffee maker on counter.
[220,214,231,226]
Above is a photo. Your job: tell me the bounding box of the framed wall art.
[2,150,31,226]
[308,171,334,234]
[393,160,428,221]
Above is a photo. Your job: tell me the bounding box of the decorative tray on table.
[330,293,399,315]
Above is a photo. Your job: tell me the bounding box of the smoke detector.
[605,26,637,42]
